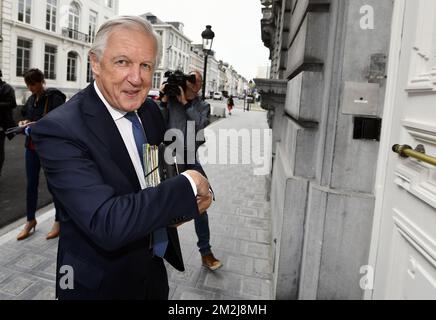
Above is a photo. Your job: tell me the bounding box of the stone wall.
[259,0,393,299]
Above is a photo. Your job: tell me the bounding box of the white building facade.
[142,13,191,90]
[189,44,219,96]
[189,44,204,76]
[1,0,119,103]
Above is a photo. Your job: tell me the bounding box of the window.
[153,73,161,89]
[67,51,78,82]
[18,0,31,23]
[168,51,172,69]
[169,34,173,46]
[46,0,57,31]
[88,10,98,43]
[44,44,57,80]
[105,0,113,8]
[68,2,80,31]
[16,38,32,77]
[86,56,93,83]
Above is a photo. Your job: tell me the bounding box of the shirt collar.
[93,81,127,121]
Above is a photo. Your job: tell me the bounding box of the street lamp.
[201,25,215,100]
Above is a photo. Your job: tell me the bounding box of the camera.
[162,70,196,99]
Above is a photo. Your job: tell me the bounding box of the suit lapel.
[80,84,141,191]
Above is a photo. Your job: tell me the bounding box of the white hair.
[89,15,162,67]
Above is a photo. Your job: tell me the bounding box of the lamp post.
[201,25,215,100]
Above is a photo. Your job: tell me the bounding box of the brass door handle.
[392,144,436,166]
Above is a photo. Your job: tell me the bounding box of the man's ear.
[89,53,100,77]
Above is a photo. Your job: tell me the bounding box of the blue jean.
[25,148,58,222]
[194,212,211,256]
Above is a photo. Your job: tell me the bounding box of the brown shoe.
[17,220,37,241]
[46,221,60,240]
[201,253,223,271]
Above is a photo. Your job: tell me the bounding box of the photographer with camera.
[160,70,222,271]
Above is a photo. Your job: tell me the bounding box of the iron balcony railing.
[62,28,89,43]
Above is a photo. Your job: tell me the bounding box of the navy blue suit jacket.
[31,84,201,299]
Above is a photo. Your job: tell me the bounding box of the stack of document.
[143,144,161,188]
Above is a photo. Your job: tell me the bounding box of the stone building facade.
[257,0,394,299]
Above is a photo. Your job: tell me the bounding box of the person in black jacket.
[0,69,17,176]
[17,68,66,241]
[160,71,222,271]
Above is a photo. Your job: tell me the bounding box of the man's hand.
[184,170,212,213]
[159,84,188,105]
[18,120,31,127]
[197,192,213,214]
[184,170,209,197]
[177,86,188,106]
[159,84,168,103]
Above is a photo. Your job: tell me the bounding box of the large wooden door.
[369,0,436,299]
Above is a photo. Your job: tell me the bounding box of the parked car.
[147,89,160,101]
[213,92,223,100]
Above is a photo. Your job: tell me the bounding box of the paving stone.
[0,247,25,267]
[186,251,203,267]
[256,230,271,244]
[240,277,272,299]
[12,253,47,270]
[0,291,17,300]
[0,276,34,296]
[254,259,273,279]
[167,263,202,288]
[245,217,270,230]
[257,209,271,219]
[223,215,246,227]
[31,286,56,300]
[214,236,238,253]
[172,286,216,300]
[0,267,13,285]
[230,198,243,205]
[18,280,56,300]
[215,294,250,301]
[233,227,257,242]
[237,207,259,218]
[168,283,176,300]
[243,242,271,260]
[201,271,243,297]
[226,255,254,277]
[42,262,57,276]
[246,201,266,209]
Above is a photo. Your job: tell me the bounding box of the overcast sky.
[118,0,270,80]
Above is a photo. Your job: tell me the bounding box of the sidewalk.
[0,108,273,300]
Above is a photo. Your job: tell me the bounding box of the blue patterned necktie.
[125,112,168,258]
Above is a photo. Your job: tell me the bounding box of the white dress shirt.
[93,82,197,195]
